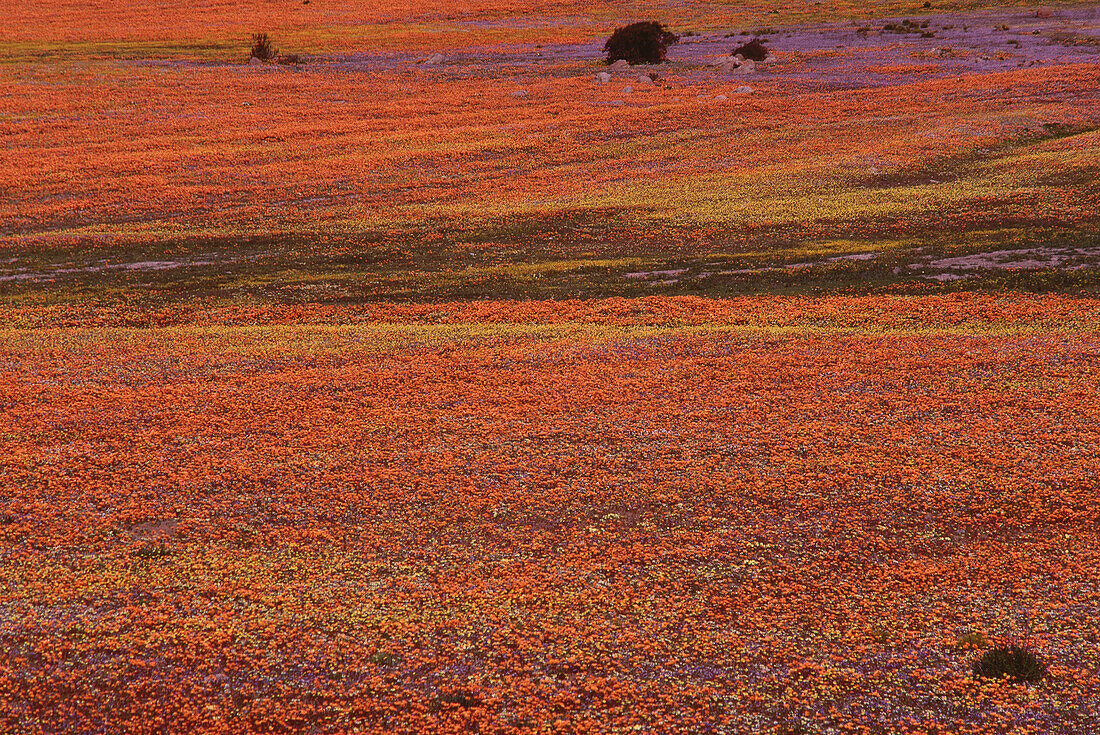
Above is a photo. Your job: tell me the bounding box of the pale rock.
[511,89,528,97]
[736,85,753,94]
[595,72,611,84]
[422,52,444,65]
[715,94,729,101]
[248,57,263,66]
[622,86,634,94]
[609,59,630,70]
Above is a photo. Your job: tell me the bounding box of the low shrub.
[956,630,990,650]
[250,32,276,61]
[435,690,481,709]
[368,651,402,666]
[732,38,770,61]
[869,625,896,644]
[972,644,1047,683]
[133,543,173,560]
[604,22,679,65]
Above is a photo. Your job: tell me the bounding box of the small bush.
[368,651,402,666]
[277,53,304,65]
[732,38,770,61]
[133,543,173,560]
[603,22,679,65]
[250,33,276,61]
[956,630,990,650]
[972,644,1047,683]
[871,624,897,642]
[435,690,481,709]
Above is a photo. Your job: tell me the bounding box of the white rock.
[622,86,633,94]
[511,89,528,97]
[730,59,755,75]
[764,53,778,63]
[422,52,444,65]
[637,73,654,84]
[248,57,263,66]
[715,94,729,101]
[595,72,611,84]
[609,59,630,70]
[736,85,753,94]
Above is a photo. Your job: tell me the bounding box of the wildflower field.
[2,1,1100,733]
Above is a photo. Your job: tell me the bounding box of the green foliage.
[869,625,896,644]
[733,38,770,61]
[250,32,276,61]
[603,22,679,65]
[956,630,990,650]
[133,543,174,560]
[972,645,1047,683]
[369,651,402,666]
[435,690,481,709]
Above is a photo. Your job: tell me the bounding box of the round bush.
[732,38,770,61]
[972,644,1047,683]
[604,22,679,65]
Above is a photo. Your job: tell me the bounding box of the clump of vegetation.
[133,543,174,560]
[956,630,990,650]
[369,651,403,666]
[732,37,770,61]
[972,644,1048,683]
[883,19,934,37]
[435,690,481,709]
[250,32,276,62]
[603,22,679,65]
[277,53,304,65]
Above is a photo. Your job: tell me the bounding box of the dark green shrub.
[436,690,481,709]
[972,644,1047,683]
[250,33,276,61]
[133,543,173,560]
[603,22,679,65]
[368,651,402,666]
[733,38,770,61]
